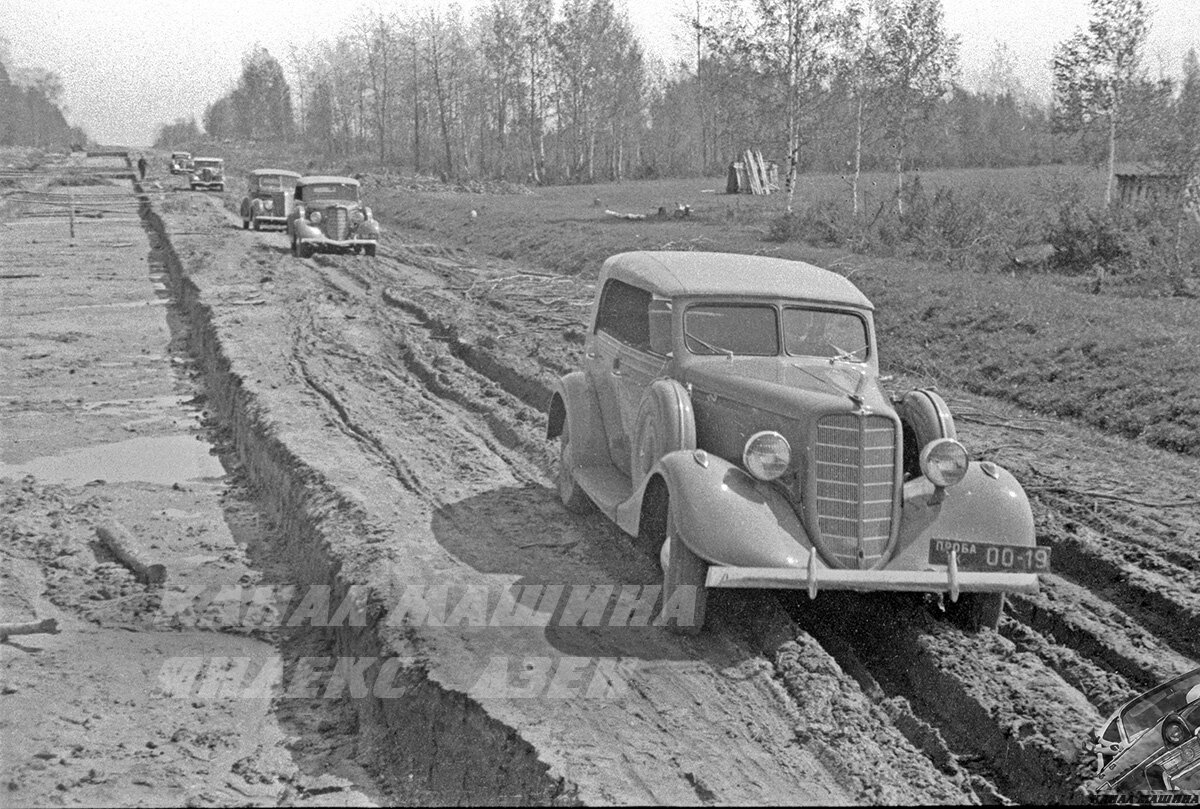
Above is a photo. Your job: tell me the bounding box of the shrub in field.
[1044,194,1132,274]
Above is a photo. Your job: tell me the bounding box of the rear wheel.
[242,218,249,230]
[945,592,1004,632]
[364,243,377,257]
[661,506,708,635]
[556,426,592,514]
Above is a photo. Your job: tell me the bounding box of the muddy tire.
[661,509,708,635]
[365,243,377,257]
[242,218,249,230]
[556,428,592,514]
[298,241,314,259]
[252,217,261,232]
[290,236,299,257]
[945,592,1004,632]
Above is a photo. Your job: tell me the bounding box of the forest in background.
[154,0,1197,194]
[0,39,89,151]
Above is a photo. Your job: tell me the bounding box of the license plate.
[929,539,1051,572]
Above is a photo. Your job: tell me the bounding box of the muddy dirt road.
[3,155,1199,806]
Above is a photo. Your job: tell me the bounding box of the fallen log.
[0,617,59,641]
[96,522,167,585]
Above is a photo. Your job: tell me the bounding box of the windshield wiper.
[827,343,868,364]
[684,329,733,359]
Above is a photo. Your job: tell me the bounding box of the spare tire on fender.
[630,379,696,484]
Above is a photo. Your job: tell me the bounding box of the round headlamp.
[264,199,274,210]
[919,438,969,488]
[743,431,791,481]
[1162,717,1191,747]
[309,210,323,223]
[351,209,365,224]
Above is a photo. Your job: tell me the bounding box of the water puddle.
[0,434,225,485]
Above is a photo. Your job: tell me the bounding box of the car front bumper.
[253,215,288,226]
[191,181,223,189]
[298,236,378,249]
[705,553,1039,600]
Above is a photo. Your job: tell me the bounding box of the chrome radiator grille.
[813,414,897,569]
[325,206,349,240]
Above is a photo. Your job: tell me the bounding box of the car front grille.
[812,413,897,569]
[325,206,349,240]
[271,193,285,214]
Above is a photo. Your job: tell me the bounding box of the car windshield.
[1121,668,1200,739]
[195,160,221,169]
[255,175,291,190]
[684,304,778,356]
[304,183,359,202]
[783,307,870,361]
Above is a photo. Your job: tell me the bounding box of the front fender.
[294,219,322,239]
[646,451,812,569]
[890,462,1036,568]
[357,219,381,238]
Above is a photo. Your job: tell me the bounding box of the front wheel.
[364,243,377,257]
[944,592,1004,632]
[661,509,708,635]
[242,218,249,230]
[298,241,314,259]
[252,217,261,231]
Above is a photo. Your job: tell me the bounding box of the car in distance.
[189,157,225,192]
[547,251,1050,634]
[1090,667,1200,782]
[169,151,192,175]
[286,175,380,257]
[240,169,300,231]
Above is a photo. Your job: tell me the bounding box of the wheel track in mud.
[154,189,1198,803]
[353,244,1200,803]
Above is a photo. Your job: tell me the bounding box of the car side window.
[594,279,652,350]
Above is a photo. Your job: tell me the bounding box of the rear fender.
[624,451,811,569]
[546,372,608,467]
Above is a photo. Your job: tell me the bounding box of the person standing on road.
[137,154,148,180]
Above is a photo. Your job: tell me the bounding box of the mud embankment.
[139,206,577,804]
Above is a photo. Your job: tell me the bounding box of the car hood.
[682,357,893,417]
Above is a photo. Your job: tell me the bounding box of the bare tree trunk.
[853,95,864,217]
[1105,111,1117,206]
[894,142,905,216]
[431,37,454,178]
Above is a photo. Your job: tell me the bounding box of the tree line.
[161,0,1196,195]
[0,41,88,150]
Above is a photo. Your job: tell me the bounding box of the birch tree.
[875,0,958,215]
[1052,0,1151,205]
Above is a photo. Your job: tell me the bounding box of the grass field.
[165,141,1200,456]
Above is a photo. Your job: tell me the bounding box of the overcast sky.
[1,0,1197,147]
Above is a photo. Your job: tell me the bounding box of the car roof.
[171,151,190,156]
[249,169,300,178]
[298,175,360,186]
[194,156,222,162]
[601,251,874,309]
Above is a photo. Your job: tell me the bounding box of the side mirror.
[648,298,673,356]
